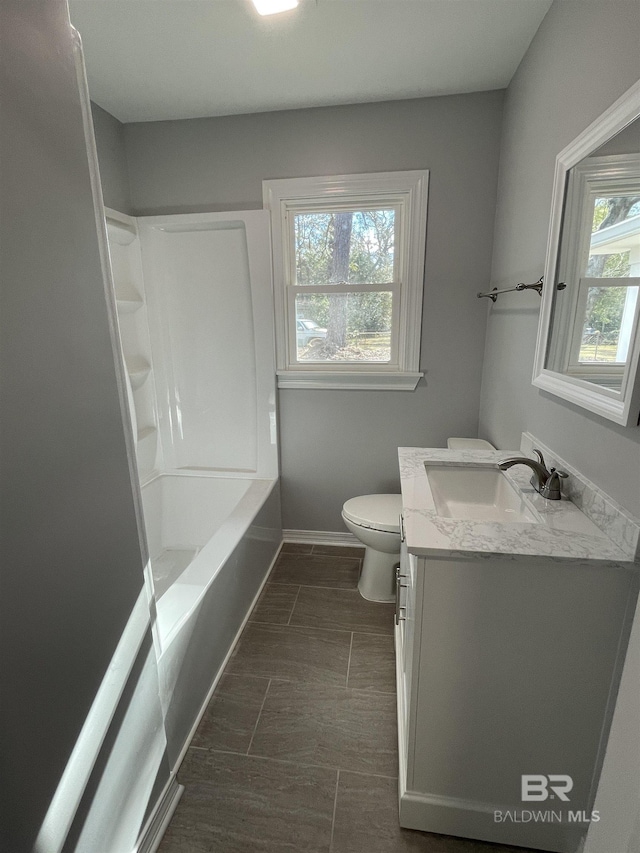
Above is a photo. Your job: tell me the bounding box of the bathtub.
[141,472,282,767]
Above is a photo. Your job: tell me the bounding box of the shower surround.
[107,208,281,769]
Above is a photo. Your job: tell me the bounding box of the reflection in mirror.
[546,116,640,392]
[533,81,640,426]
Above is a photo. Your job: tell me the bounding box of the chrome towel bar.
[477,276,563,302]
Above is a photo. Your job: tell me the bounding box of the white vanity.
[396,442,639,853]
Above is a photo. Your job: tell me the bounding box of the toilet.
[342,494,403,602]
[446,437,496,450]
[343,439,497,602]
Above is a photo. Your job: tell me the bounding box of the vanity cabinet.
[394,528,638,853]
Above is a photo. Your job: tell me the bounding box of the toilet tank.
[447,437,496,450]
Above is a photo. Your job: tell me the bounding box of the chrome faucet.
[498,449,568,500]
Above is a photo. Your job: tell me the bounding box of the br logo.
[521,775,573,802]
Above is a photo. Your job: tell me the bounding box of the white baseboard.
[398,786,582,853]
[283,529,361,547]
[135,776,184,853]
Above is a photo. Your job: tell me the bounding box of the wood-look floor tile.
[250,583,300,624]
[332,771,427,852]
[281,542,313,554]
[226,622,351,685]
[161,751,335,852]
[290,587,395,635]
[190,674,269,753]
[312,544,365,559]
[331,772,540,853]
[249,681,398,776]
[271,553,361,589]
[348,632,396,693]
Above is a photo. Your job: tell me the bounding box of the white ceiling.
[69,0,552,124]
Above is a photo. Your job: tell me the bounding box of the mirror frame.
[533,80,640,426]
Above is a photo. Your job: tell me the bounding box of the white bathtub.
[141,472,282,767]
[142,474,252,596]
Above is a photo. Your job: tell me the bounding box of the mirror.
[533,81,640,426]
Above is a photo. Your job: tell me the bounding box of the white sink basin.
[424,464,540,523]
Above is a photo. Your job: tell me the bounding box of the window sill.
[276,370,423,391]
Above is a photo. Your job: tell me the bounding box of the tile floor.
[158,543,539,853]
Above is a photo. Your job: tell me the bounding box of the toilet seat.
[342,494,402,534]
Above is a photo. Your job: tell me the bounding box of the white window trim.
[263,171,429,390]
[552,155,640,389]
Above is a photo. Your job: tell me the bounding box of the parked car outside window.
[296,319,327,347]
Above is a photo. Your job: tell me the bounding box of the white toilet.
[446,437,496,450]
[342,494,403,602]
[343,440,496,602]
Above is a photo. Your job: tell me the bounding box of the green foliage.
[585,286,627,339]
[294,209,395,334]
[346,291,392,334]
[296,292,392,334]
[592,199,608,232]
[592,196,640,232]
[299,294,329,326]
[580,196,638,355]
[602,252,631,278]
[294,209,395,285]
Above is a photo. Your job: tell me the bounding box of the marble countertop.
[399,447,635,566]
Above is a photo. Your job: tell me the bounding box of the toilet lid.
[342,494,402,534]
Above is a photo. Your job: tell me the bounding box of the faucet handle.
[550,467,568,480]
[540,467,569,500]
[532,448,547,469]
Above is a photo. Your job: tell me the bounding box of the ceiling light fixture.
[251,0,298,15]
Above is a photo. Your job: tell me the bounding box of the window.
[263,171,429,389]
[556,155,640,391]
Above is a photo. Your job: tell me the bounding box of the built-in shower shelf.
[115,280,144,314]
[116,295,144,314]
[126,356,152,390]
[137,426,157,442]
[106,214,137,246]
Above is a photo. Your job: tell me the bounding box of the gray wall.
[123,92,505,530]
[479,0,640,518]
[593,115,639,157]
[0,2,147,849]
[91,102,132,213]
